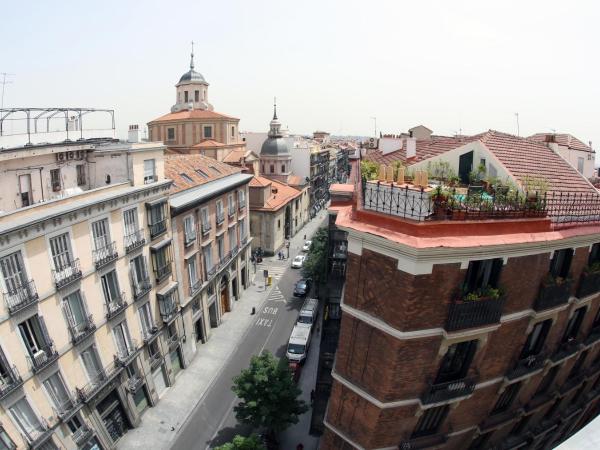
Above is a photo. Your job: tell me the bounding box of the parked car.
[296,298,319,330]
[291,255,306,268]
[286,324,312,363]
[293,279,312,297]
[302,240,312,252]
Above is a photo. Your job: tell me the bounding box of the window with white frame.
[143,159,156,184]
[130,254,150,297]
[0,425,15,449]
[203,245,213,277]
[577,157,585,174]
[43,372,72,414]
[123,208,139,243]
[203,126,212,139]
[228,193,235,216]
[216,200,224,224]
[228,226,237,252]
[239,218,246,242]
[80,345,103,381]
[9,397,44,441]
[184,215,196,245]
[62,290,90,334]
[188,255,200,293]
[49,233,74,271]
[101,270,122,312]
[0,251,29,297]
[113,320,134,360]
[91,218,111,251]
[238,189,246,208]
[201,207,211,234]
[217,236,224,261]
[139,302,155,337]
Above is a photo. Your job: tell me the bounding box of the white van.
[297,298,319,330]
[286,324,312,363]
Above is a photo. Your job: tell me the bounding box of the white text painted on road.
[263,306,278,315]
[255,318,273,327]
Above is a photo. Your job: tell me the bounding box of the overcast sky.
[1,0,598,159]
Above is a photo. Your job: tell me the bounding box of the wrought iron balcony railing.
[3,279,39,315]
[149,219,167,240]
[167,333,179,352]
[92,241,118,269]
[399,433,447,449]
[535,277,573,311]
[105,293,128,320]
[216,212,225,225]
[149,351,163,370]
[27,342,59,373]
[68,314,96,345]
[126,375,143,393]
[71,423,93,446]
[22,417,52,448]
[577,270,600,298]
[550,340,581,363]
[421,377,476,404]
[132,275,152,300]
[114,339,139,366]
[52,259,82,289]
[142,325,159,343]
[584,327,600,346]
[201,222,212,235]
[52,393,80,420]
[76,361,123,402]
[124,229,146,253]
[189,278,202,297]
[507,353,547,380]
[445,294,505,331]
[0,365,23,400]
[154,263,172,283]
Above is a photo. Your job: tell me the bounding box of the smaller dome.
[178,69,207,84]
[261,137,291,156]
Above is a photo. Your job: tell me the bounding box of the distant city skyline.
[1,0,598,165]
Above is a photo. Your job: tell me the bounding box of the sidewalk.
[117,211,329,450]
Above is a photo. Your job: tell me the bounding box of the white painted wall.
[379,137,403,155]
[552,144,596,179]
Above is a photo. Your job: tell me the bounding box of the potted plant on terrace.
[461,285,502,302]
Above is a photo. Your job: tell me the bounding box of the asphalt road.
[171,223,324,449]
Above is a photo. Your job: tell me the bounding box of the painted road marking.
[263,306,278,315]
[255,318,274,327]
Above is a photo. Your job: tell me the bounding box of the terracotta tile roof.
[287,175,306,187]
[222,148,258,163]
[528,133,594,153]
[250,176,301,211]
[149,109,238,123]
[192,139,226,148]
[165,154,241,194]
[365,135,478,165]
[479,130,596,194]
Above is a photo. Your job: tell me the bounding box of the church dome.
[261,137,291,156]
[178,69,206,84]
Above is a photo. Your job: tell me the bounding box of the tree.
[360,160,379,180]
[214,434,265,450]
[232,352,308,434]
[302,227,328,284]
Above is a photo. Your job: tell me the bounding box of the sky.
[1,0,599,161]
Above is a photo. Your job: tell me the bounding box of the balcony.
[201,222,212,236]
[507,353,547,380]
[0,365,23,400]
[577,268,600,298]
[132,276,152,300]
[535,276,573,311]
[184,231,196,246]
[149,351,163,370]
[421,377,476,404]
[189,278,202,297]
[124,229,146,253]
[231,244,239,255]
[114,339,139,367]
[228,207,236,218]
[550,340,581,363]
[149,219,167,240]
[238,201,246,211]
[68,315,96,345]
[142,325,159,343]
[92,241,118,269]
[399,434,447,449]
[3,280,39,315]
[52,259,82,289]
[216,213,225,226]
[167,333,180,352]
[23,418,53,449]
[76,361,123,402]
[445,293,505,332]
[585,327,600,346]
[71,423,93,447]
[158,292,179,323]
[27,343,59,374]
[154,263,172,283]
[126,375,144,393]
[53,393,80,420]
[207,265,217,278]
[241,235,248,246]
[105,293,128,320]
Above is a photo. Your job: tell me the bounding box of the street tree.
[214,434,265,450]
[232,352,308,434]
[302,227,328,283]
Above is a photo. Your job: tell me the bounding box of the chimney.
[128,124,141,143]
[406,137,416,159]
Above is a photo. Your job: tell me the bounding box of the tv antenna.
[0,73,14,111]
[514,112,520,137]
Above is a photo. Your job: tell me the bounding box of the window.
[562,307,586,342]
[19,174,32,207]
[511,414,531,435]
[240,218,246,241]
[113,321,133,359]
[180,173,194,183]
[231,126,235,137]
[411,405,449,438]
[589,243,600,265]
[43,372,72,413]
[0,250,29,298]
[217,236,224,261]
[535,366,559,397]
[130,254,150,297]
[203,126,212,139]
[9,397,44,441]
[18,315,51,359]
[278,219,281,230]
[91,218,111,251]
[463,258,503,293]
[62,290,90,335]
[270,164,275,173]
[184,91,189,103]
[203,245,214,277]
[469,432,492,450]
[577,157,585,174]
[520,319,552,358]
[157,286,179,321]
[201,207,211,234]
[184,215,196,245]
[491,382,521,414]
[76,164,86,186]
[238,189,246,208]
[143,159,157,184]
[543,398,561,420]
[209,165,221,175]
[229,226,237,251]
[568,350,588,380]
[80,345,103,381]
[139,302,155,338]
[147,201,167,238]
[0,426,15,450]
[101,270,122,310]
[570,381,587,404]
[123,208,138,237]
[216,200,224,224]
[150,241,173,282]
[228,193,235,216]
[550,248,574,279]
[194,90,199,102]
[435,340,477,383]
[188,255,200,293]
[195,168,209,178]
[50,168,61,192]
[281,164,286,172]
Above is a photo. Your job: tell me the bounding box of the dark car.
[293,279,311,297]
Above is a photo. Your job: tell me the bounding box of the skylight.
[209,165,221,174]
[180,173,194,183]
[195,169,209,178]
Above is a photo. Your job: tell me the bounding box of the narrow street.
[170,213,328,449]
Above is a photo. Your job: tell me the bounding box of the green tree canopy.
[232,352,308,433]
[361,160,379,180]
[214,434,265,450]
[301,227,328,283]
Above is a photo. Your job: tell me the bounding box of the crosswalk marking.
[267,287,287,303]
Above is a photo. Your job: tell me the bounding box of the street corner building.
[320,129,600,450]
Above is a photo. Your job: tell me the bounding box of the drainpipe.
[38,168,45,202]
